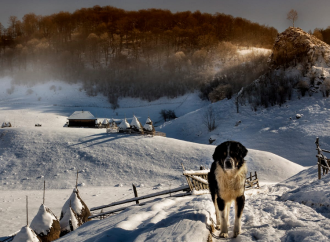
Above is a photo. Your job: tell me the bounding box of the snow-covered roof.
[131,116,142,130]
[12,226,40,242]
[102,119,108,125]
[30,204,58,235]
[68,111,96,120]
[118,119,130,130]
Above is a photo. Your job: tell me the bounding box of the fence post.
[316,137,321,180]
[255,171,260,188]
[132,184,139,204]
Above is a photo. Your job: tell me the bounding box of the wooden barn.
[68,111,97,128]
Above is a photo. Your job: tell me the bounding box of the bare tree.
[287,9,298,28]
[203,106,218,132]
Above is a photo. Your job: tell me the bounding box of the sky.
[0,0,330,32]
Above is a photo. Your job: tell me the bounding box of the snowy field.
[1,77,330,241]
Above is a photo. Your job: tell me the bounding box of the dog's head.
[212,141,247,172]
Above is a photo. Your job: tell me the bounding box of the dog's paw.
[215,225,221,230]
[233,231,240,238]
[210,223,215,233]
[220,232,228,238]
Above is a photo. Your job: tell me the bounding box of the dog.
[208,141,248,238]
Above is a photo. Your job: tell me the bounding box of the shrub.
[297,80,309,97]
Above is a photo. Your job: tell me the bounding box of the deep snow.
[0,76,329,241]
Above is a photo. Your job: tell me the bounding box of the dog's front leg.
[234,195,245,237]
[217,197,228,238]
[214,194,221,230]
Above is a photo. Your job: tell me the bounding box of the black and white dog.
[208,141,248,238]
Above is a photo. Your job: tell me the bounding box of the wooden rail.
[90,185,190,212]
[182,168,260,191]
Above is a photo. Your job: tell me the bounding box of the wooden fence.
[182,165,260,192]
[88,184,190,219]
[315,137,330,179]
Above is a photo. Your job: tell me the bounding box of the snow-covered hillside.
[1,69,330,241]
[53,166,330,242]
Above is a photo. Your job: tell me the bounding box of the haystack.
[109,118,117,128]
[59,206,79,237]
[102,119,109,128]
[143,117,155,134]
[130,115,144,134]
[60,188,91,226]
[118,118,130,132]
[12,225,40,242]
[30,204,60,242]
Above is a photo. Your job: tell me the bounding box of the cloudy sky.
[1,0,330,32]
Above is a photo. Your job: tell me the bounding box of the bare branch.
[287,9,298,28]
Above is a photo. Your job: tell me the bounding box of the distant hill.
[0,6,277,103]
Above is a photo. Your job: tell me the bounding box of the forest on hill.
[0,5,277,105]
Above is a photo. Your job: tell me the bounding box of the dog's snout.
[225,160,233,169]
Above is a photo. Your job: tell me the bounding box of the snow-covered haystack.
[143,117,155,134]
[109,118,117,128]
[130,115,144,134]
[30,204,60,242]
[101,119,109,128]
[118,118,130,132]
[270,27,330,69]
[60,188,91,228]
[12,225,40,242]
[59,207,79,237]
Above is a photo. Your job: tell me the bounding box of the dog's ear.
[237,143,248,159]
[212,144,223,162]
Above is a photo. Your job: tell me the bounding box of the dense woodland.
[0,5,278,105]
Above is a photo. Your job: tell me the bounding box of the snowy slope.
[55,179,330,242]
[158,94,330,167]
[3,74,330,240]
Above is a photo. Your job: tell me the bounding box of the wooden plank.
[182,164,194,191]
[90,185,190,211]
[183,170,210,175]
[89,205,134,219]
[186,175,209,185]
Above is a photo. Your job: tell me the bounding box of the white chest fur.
[214,162,247,201]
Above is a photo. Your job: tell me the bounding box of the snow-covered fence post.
[316,137,321,180]
[132,184,139,204]
[255,171,260,188]
[26,196,28,226]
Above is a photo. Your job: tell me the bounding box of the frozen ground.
[0,77,329,241]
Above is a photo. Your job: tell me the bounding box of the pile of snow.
[276,166,330,211]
